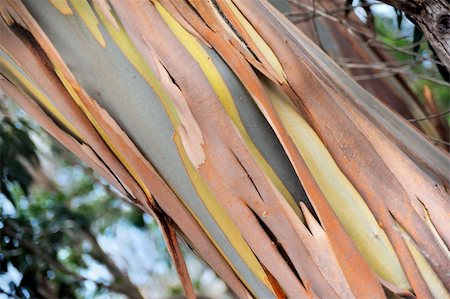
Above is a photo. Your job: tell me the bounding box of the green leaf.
[394,8,403,30]
[412,26,423,55]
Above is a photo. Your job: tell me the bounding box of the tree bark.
[2,0,449,297]
[380,0,450,69]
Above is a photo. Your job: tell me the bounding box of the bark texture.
[1,0,449,298]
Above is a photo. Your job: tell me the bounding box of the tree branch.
[82,228,145,299]
[379,0,450,69]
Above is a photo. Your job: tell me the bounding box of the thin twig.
[285,1,383,21]
[0,288,22,299]
[287,0,446,67]
[429,137,450,146]
[338,57,418,66]
[337,60,450,85]
[311,0,323,49]
[408,110,450,122]
[340,61,419,69]
[351,69,450,85]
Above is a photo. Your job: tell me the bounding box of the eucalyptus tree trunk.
[0,0,449,298]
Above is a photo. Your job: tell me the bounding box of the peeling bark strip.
[0,2,250,298]
[1,0,449,298]
[288,0,448,145]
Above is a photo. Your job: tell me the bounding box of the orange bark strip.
[2,2,251,297]
[0,76,131,200]
[0,3,147,205]
[156,214,196,299]
[235,1,448,296]
[109,1,308,296]
[170,1,386,297]
[3,1,448,298]
[112,1,388,297]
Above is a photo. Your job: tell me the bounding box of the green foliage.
[374,11,449,119]
[0,99,222,298]
[0,105,147,298]
[0,111,78,298]
[0,115,38,201]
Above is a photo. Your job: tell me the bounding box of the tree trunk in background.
[83,229,145,299]
[1,0,449,298]
[24,156,146,299]
[380,0,450,68]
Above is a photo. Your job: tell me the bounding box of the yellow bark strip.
[222,0,285,82]
[68,0,105,47]
[0,55,82,140]
[174,133,273,295]
[395,221,450,299]
[154,1,303,221]
[93,3,181,127]
[263,78,411,290]
[422,205,450,259]
[94,5,272,295]
[48,0,73,15]
[52,65,153,202]
[92,0,119,30]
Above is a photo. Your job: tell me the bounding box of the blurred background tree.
[0,97,229,298]
[0,1,448,298]
[286,0,449,142]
